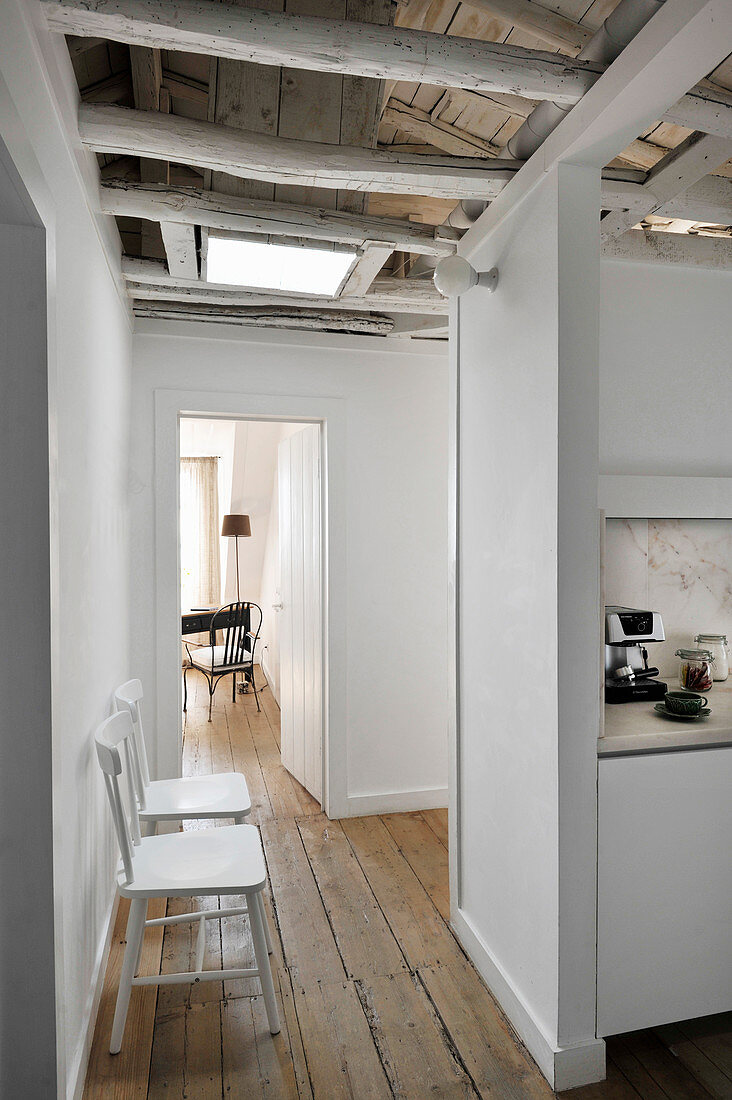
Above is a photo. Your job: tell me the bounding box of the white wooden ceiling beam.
[128,280,449,315]
[99,158,732,230]
[602,228,732,270]
[122,257,448,313]
[159,222,199,279]
[601,132,732,242]
[461,0,732,258]
[79,105,521,199]
[132,302,396,334]
[44,0,606,105]
[43,0,732,138]
[338,242,395,296]
[99,181,459,257]
[600,172,732,224]
[382,99,501,158]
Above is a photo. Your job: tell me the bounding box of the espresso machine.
[605,605,667,703]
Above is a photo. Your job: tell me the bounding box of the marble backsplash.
[604,518,732,680]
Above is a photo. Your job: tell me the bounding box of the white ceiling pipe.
[409,200,488,276]
[506,0,666,160]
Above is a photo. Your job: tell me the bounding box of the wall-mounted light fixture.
[433,256,499,298]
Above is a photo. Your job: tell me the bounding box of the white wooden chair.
[95,710,280,1054]
[114,679,251,826]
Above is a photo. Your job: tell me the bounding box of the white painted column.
[451,162,602,1090]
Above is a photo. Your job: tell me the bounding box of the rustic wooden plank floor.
[84,670,732,1099]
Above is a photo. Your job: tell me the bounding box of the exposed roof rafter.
[80,104,522,199]
[98,181,460,256]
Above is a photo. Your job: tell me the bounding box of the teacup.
[665,691,709,715]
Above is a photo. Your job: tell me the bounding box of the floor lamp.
[222,514,252,692]
[221,513,252,603]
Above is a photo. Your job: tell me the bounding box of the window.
[206,237,356,296]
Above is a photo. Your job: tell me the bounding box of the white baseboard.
[69,888,119,1100]
[452,908,605,1092]
[346,785,448,817]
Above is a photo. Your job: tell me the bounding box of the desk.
[182,606,250,637]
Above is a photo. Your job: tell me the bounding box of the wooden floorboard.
[83,668,731,1099]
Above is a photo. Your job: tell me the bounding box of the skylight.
[206,237,357,297]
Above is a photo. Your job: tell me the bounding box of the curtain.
[180,457,221,611]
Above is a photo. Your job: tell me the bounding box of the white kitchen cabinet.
[597,747,732,1036]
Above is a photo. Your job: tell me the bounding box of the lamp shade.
[221,514,252,537]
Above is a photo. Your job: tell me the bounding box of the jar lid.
[694,633,727,643]
[676,647,714,660]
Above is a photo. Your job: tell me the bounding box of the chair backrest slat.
[95,710,141,885]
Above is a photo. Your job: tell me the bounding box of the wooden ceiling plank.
[601,132,732,242]
[79,104,522,197]
[210,0,284,204]
[453,0,592,53]
[100,181,458,255]
[275,0,347,212]
[160,70,209,106]
[130,44,167,258]
[79,71,132,104]
[338,241,395,295]
[339,0,395,215]
[65,33,107,58]
[383,99,501,156]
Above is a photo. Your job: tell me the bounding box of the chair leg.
[183,666,188,712]
[208,680,214,722]
[232,671,236,703]
[248,888,280,1034]
[110,898,147,1054]
[251,667,261,712]
[256,890,274,955]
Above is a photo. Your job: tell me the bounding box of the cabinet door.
[597,748,732,1036]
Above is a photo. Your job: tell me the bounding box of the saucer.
[653,703,712,722]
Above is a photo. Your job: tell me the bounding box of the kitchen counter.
[598,679,732,756]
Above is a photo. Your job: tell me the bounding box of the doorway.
[178,415,324,806]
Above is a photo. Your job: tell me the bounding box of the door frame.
[153,387,344,816]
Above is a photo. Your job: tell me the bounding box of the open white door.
[277,424,322,802]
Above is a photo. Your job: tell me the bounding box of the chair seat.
[118,823,266,898]
[189,645,252,671]
[140,772,251,821]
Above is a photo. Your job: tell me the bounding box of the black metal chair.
[184,602,263,721]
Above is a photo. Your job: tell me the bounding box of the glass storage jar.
[676,648,714,691]
[693,634,729,681]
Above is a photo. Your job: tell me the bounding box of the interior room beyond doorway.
[179,415,321,804]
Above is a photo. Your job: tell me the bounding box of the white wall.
[130,324,450,815]
[454,164,603,1089]
[600,261,732,476]
[0,6,132,1097]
